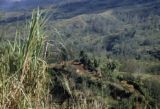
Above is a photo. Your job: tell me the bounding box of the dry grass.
[0,9,108,109]
[0,9,50,109]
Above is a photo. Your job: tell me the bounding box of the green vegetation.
[79,50,100,71]
[0,10,49,109]
[0,0,160,108]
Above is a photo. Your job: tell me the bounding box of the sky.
[0,0,23,3]
[0,0,23,10]
[7,0,23,2]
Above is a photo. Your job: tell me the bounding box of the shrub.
[79,50,100,71]
[101,60,118,78]
[143,79,160,106]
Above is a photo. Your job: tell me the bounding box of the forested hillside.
[0,0,160,61]
[0,1,160,108]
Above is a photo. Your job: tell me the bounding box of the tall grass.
[0,9,108,109]
[1,8,146,109]
[0,10,107,109]
[0,9,50,109]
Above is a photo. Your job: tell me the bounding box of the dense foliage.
[0,0,160,108]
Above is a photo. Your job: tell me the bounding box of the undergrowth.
[0,9,108,109]
[0,9,50,109]
[0,9,159,109]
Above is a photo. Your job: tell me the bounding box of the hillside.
[0,0,160,72]
[0,1,160,109]
[0,0,160,61]
[53,1,160,60]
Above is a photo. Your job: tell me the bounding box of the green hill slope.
[0,0,160,60]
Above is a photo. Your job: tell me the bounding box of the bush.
[143,79,160,106]
[101,60,118,79]
[79,50,100,71]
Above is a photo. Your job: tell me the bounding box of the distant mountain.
[0,0,87,10]
[0,0,160,60]
[0,0,158,11]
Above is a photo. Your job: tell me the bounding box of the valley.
[0,0,160,108]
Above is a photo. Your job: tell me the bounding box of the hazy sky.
[0,0,23,9]
[9,0,23,2]
[0,0,22,3]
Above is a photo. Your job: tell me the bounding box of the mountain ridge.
[0,0,160,60]
[0,0,159,11]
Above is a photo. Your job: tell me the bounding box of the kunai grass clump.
[0,9,50,109]
[0,9,109,109]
